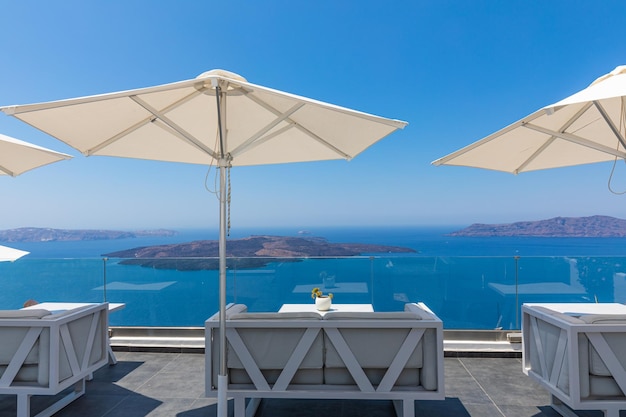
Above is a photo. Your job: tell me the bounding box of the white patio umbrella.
[0,69,407,417]
[0,132,71,177]
[0,134,68,264]
[0,244,29,262]
[432,65,626,176]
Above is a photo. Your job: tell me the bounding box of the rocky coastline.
[449,215,626,237]
[104,235,416,271]
[0,227,177,242]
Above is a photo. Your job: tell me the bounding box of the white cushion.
[579,314,626,324]
[0,309,51,319]
[323,311,421,320]
[229,312,322,320]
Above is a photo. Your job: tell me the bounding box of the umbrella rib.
[87,115,157,155]
[522,123,626,160]
[515,102,594,173]
[294,123,352,159]
[243,92,352,159]
[229,103,304,158]
[431,110,546,166]
[86,89,216,157]
[129,95,218,159]
[231,124,296,158]
[514,137,557,174]
[593,100,626,150]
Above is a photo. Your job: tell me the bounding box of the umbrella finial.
[196,69,247,83]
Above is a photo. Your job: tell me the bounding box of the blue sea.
[11,225,626,258]
[2,226,626,330]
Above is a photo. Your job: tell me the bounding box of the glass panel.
[2,255,625,330]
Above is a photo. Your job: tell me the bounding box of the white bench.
[0,303,109,417]
[522,303,626,417]
[205,303,444,417]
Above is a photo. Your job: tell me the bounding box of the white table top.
[524,302,626,315]
[279,303,373,316]
[23,302,126,313]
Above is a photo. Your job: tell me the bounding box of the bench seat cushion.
[221,311,324,385]
[0,310,51,319]
[323,326,424,387]
[227,326,324,385]
[577,314,626,398]
[0,310,52,383]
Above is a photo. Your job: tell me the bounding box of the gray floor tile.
[0,353,600,417]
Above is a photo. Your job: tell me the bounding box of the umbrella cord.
[204,164,218,196]
[203,129,223,199]
[203,166,231,235]
[608,100,626,195]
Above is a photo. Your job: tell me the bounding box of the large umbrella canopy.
[0,132,71,177]
[2,69,406,167]
[0,69,407,417]
[432,65,626,174]
[0,244,29,262]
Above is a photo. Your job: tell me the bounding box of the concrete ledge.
[110,326,205,350]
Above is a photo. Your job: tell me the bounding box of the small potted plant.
[311,287,333,311]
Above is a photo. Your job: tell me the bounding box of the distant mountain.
[0,227,178,242]
[104,235,416,270]
[449,215,626,237]
[105,235,416,258]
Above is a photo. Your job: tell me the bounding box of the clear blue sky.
[1,0,626,231]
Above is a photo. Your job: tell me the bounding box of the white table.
[24,302,125,314]
[279,303,373,316]
[23,302,126,364]
[523,302,626,316]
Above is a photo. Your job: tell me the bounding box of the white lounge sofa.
[0,303,109,417]
[205,303,444,417]
[522,303,626,417]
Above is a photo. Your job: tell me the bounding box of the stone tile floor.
[0,352,613,416]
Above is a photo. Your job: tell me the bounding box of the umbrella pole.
[214,80,229,417]
[217,159,228,417]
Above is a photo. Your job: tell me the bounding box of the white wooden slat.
[80,311,100,370]
[587,333,626,396]
[378,328,424,393]
[60,324,80,377]
[324,327,375,393]
[225,329,271,391]
[273,328,321,391]
[549,328,568,387]
[0,327,41,387]
[530,316,549,379]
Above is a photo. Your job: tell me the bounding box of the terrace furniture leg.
[16,394,30,417]
[234,396,245,417]
[550,395,585,417]
[551,394,622,417]
[108,344,118,365]
[246,398,262,417]
[392,399,414,417]
[15,380,87,417]
[32,380,86,417]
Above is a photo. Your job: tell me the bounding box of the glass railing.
[1,255,622,330]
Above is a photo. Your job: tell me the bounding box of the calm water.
[7,225,626,258]
[2,226,626,329]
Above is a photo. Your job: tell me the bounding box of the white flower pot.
[315,296,332,311]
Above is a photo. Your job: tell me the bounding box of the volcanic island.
[103,235,416,271]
